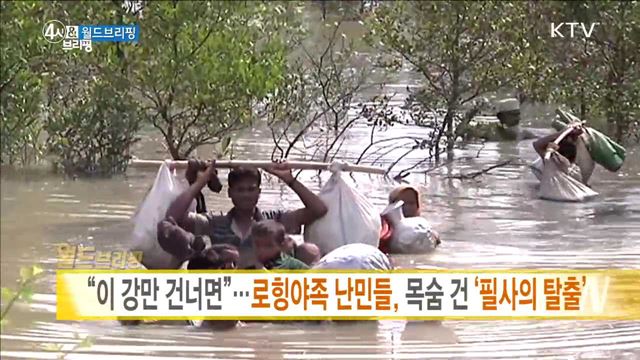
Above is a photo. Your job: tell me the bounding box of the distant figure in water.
[379,185,441,254]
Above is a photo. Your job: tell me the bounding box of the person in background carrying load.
[532,123,587,185]
[379,185,441,254]
[531,109,627,188]
[165,159,328,269]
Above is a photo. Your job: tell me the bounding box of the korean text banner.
[56,270,640,321]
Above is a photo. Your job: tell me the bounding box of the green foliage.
[43,333,95,359]
[1,1,144,174]
[41,1,144,176]
[126,1,304,159]
[1,1,306,172]
[1,265,44,328]
[365,1,532,154]
[43,73,142,176]
[0,264,94,359]
[517,1,640,143]
[0,1,47,166]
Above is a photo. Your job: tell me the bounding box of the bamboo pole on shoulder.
[128,159,387,175]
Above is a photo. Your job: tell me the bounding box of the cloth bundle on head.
[495,98,521,127]
[497,98,520,113]
[530,133,593,185]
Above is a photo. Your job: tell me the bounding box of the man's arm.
[533,132,561,158]
[264,161,328,233]
[166,161,216,233]
[280,178,329,232]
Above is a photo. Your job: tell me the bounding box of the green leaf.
[18,288,34,302]
[77,335,95,348]
[1,287,17,303]
[42,343,63,352]
[19,266,33,283]
[32,265,44,277]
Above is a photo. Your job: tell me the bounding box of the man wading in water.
[165,160,328,269]
[532,123,588,185]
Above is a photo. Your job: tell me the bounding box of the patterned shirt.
[187,207,299,268]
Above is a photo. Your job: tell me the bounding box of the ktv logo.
[550,22,600,39]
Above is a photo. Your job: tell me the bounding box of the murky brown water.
[2,13,640,360]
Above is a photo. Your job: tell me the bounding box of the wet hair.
[187,244,239,270]
[558,139,577,163]
[250,219,286,245]
[228,167,262,189]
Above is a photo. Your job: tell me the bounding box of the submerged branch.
[446,158,517,180]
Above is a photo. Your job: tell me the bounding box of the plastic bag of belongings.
[130,161,196,269]
[313,243,392,270]
[530,109,625,202]
[381,200,437,253]
[303,162,381,256]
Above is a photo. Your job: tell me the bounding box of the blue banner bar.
[78,25,139,43]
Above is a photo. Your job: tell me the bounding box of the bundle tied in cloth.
[303,161,382,256]
[381,200,436,254]
[496,98,521,127]
[538,128,599,202]
[539,151,599,202]
[313,244,391,270]
[554,109,626,172]
[130,161,197,269]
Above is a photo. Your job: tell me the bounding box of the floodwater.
[2,113,640,359]
[2,13,640,360]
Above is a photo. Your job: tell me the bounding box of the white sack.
[381,201,436,253]
[130,162,196,269]
[303,162,381,255]
[313,244,391,270]
[538,151,598,202]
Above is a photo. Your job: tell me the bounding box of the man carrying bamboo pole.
[165,160,328,269]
